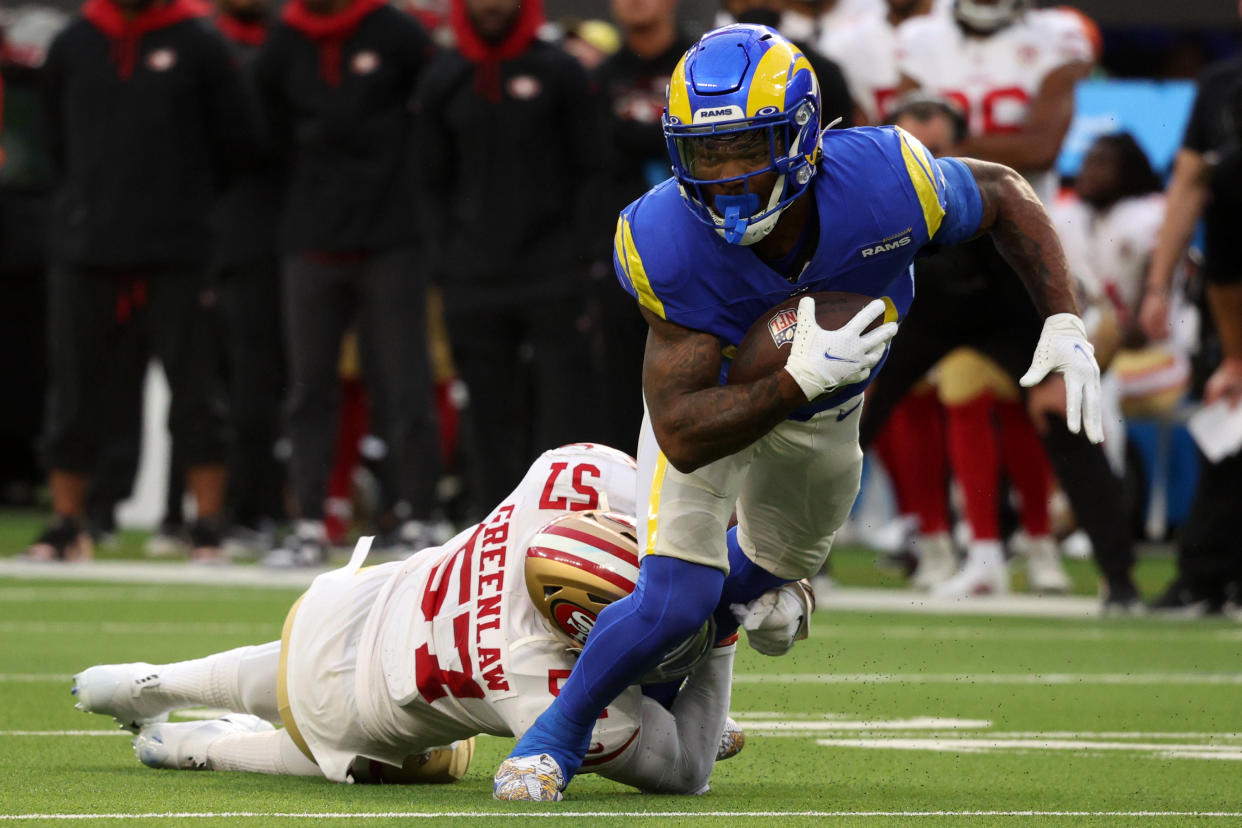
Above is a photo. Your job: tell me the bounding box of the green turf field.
[2,565,1240,827]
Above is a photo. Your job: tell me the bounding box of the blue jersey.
[614,125,984,418]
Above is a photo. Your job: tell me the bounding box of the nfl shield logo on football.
[767,309,799,348]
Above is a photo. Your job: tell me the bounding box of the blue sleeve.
[931,157,984,247]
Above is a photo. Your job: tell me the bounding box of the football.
[726,291,884,386]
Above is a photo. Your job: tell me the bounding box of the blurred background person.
[26,0,253,563]
[211,0,288,556]
[861,94,1142,610]
[415,0,606,521]
[821,0,932,126]
[1139,39,1242,614]
[594,0,692,455]
[0,5,64,510]
[717,0,853,128]
[1054,132,1191,472]
[255,0,442,566]
[893,0,1097,596]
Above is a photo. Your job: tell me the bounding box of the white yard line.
[0,622,278,635]
[0,730,129,737]
[2,811,1242,821]
[733,672,1242,685]
[815,736,1242,760]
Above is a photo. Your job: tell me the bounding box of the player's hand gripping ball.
[727,291,898,401]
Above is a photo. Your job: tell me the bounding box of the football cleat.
[493,754,565,802]
[1019,535,1072,593]
[72,663,173,732]
[133,714,274,770]
[262,520,329,568]
[910,532,958,590]
[23,515,93,562]
[931,542,1010,598]
[717,717,745,761]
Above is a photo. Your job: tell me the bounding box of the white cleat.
[910,532,958,590]
[133,714,274,770]
[717,716,745,761]
[1021,535,1072,593]
[493,754,565,801]
[931,542,1010,598]
[72,663,172,732]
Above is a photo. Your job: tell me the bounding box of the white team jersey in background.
[897,8,1094,202]
[354,444,647,773]
[821,13,902,125]
[1053,194,1165,316]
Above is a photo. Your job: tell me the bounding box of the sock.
[207,727,320,776]
[713,525,787,639]
[158,641,281,722]
[996,399,1052,537]
[890,389,950,533]
[946,394,1001,541]
[509,555,724,779]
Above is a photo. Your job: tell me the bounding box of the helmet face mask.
[663,24,822,246]
[523,510,714,683]
[953,0,1031,33]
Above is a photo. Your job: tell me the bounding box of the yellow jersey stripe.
[617,215,666,319]
[645,451,669,557]
[897,129,945,239]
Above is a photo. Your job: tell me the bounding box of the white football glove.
[730,580,815,657]
[1019,313,1104,444]
[783,297,899,402]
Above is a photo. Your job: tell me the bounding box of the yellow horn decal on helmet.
[745,42,814,117]
[667,53,692,124]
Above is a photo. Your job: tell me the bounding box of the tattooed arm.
[640,306,808,473]
[962,157,1080,318]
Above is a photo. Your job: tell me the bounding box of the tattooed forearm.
[962,158,1079,318]
[640,309,806,473]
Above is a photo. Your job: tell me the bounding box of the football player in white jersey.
[69,444,781,796]
[896,0,1096,204]
[1053,133,1196,469]
[821,0,933,125]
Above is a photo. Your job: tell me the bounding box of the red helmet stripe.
[543,525,640,568]
[581,727,641,767]
[526,546,638,593]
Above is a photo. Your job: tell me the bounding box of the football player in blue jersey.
[494,23,1103,801]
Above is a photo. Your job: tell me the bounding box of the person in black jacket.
[212,0,287,551]
[1139,54,1242,614]
[27,0,254,562]
[255,0,442,566]
[593,0,693,457]
[415,0,607,521]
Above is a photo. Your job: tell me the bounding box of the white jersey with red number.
[896,8,1094,201]
[821,13,901,125]
[353,443,646,773]
[1052,193,1165,318]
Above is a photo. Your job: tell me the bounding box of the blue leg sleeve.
[713,525,789,638]
[507,554,724,780]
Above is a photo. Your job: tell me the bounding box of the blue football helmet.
[662,24,822,246]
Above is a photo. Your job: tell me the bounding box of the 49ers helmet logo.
[551,601,596,646]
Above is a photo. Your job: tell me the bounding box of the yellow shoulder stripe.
[614,215,667,320]
[897,128,945,239]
